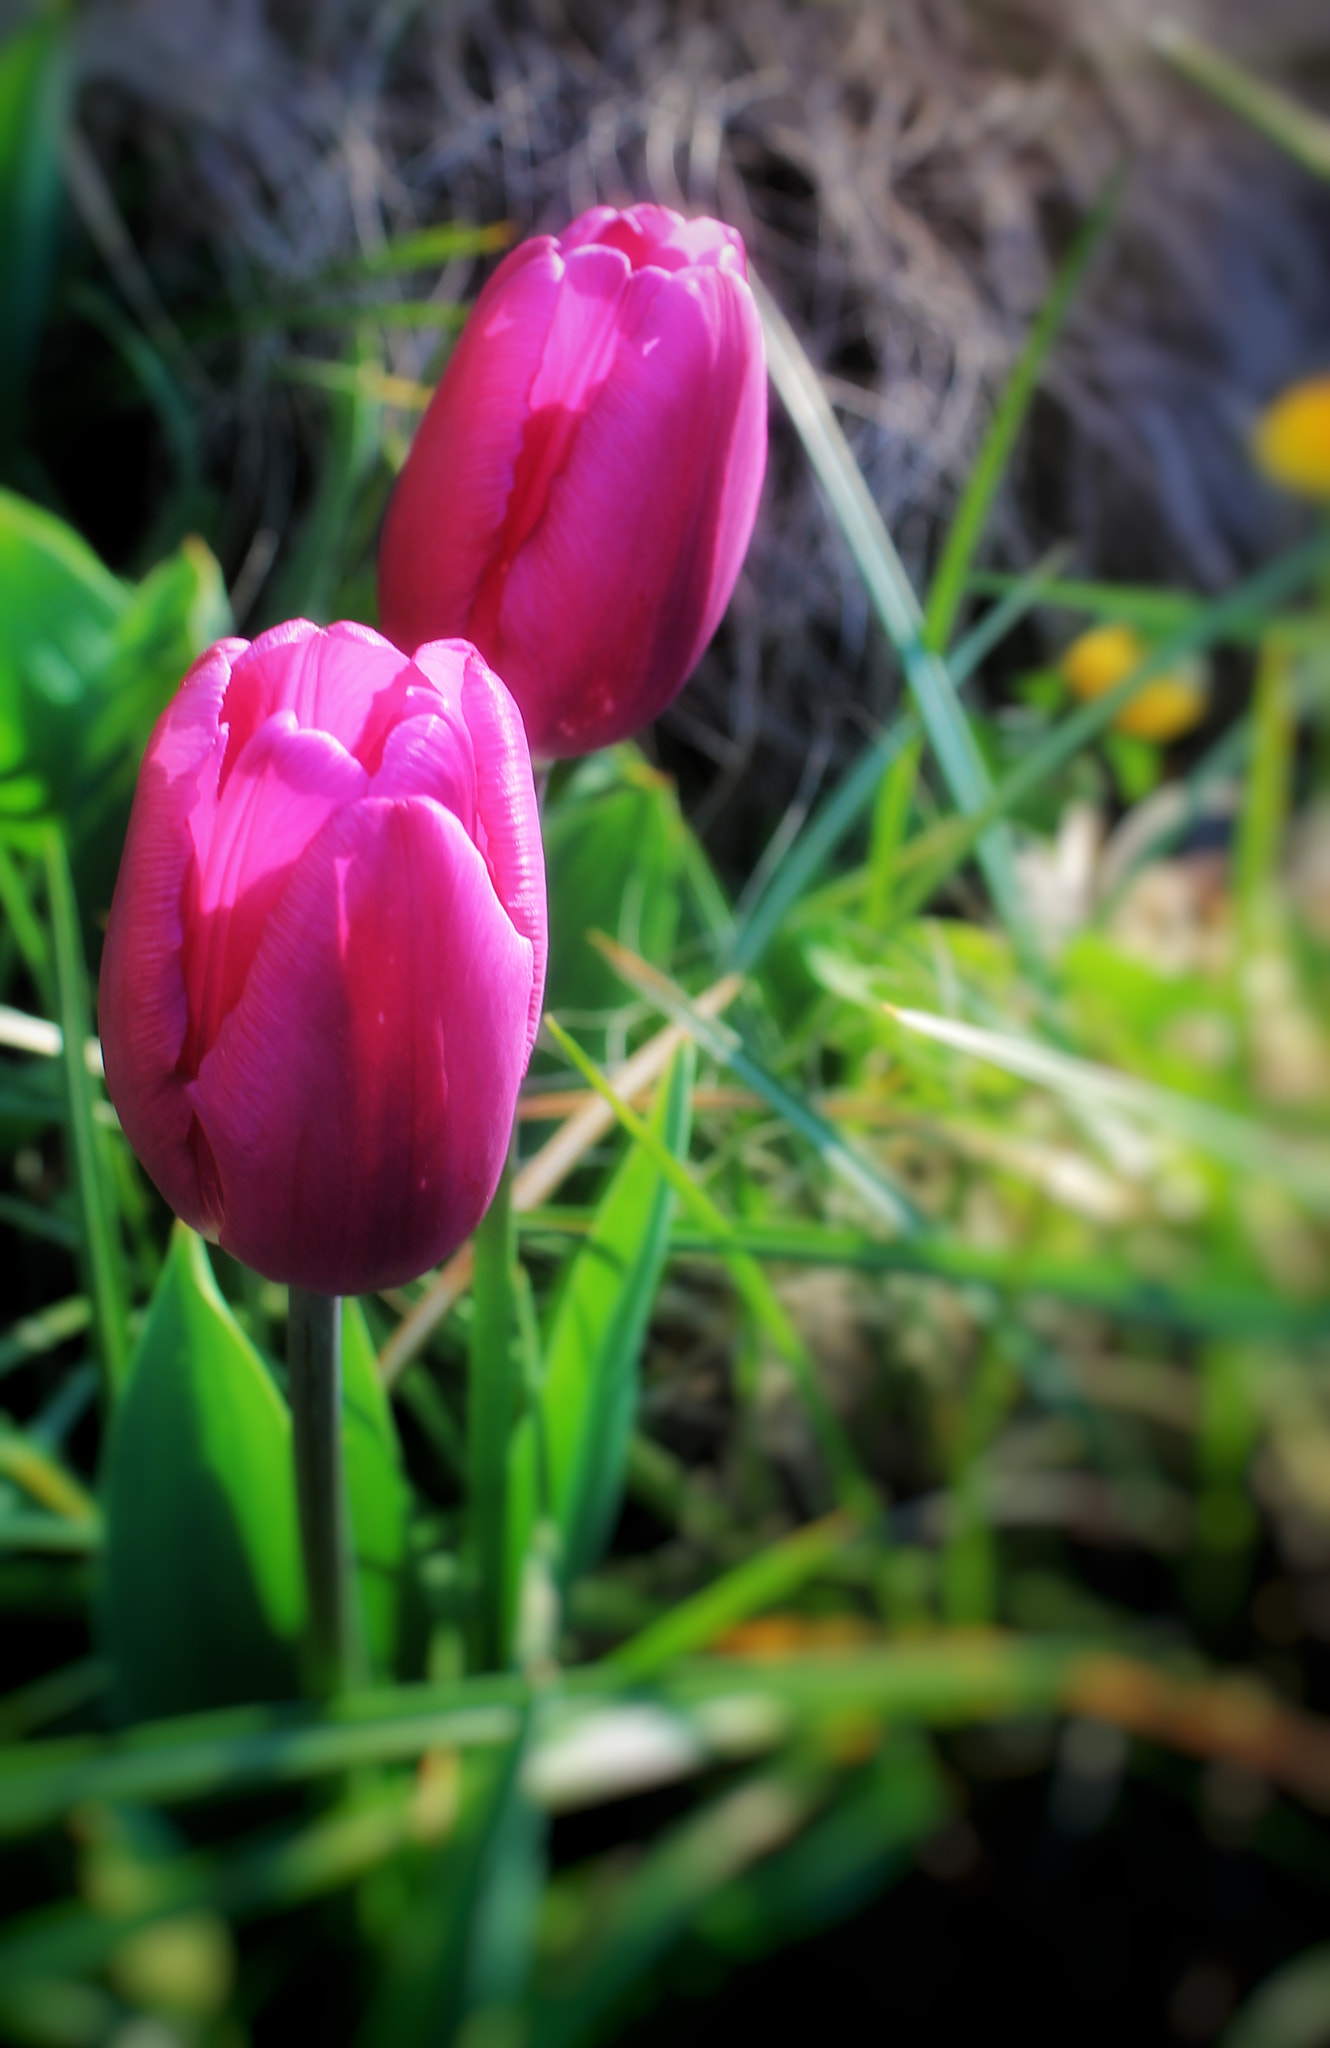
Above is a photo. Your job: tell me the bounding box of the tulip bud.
[1060,623,1209,743]
[378,203,767,758]
[99,620,547,1295]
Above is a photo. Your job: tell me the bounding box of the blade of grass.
[0,1297,91,1384]
[865,730,925,926]
[542,1017,876,1515]
[376,982,743,1389]
[42,827,127,1392]
[754,276,1030,953]
[608,1513,864,1680]
[965,569,1283,645]
[882,1001,1330,1216]
[517,1211,1328,1338]
[589,934,920,1236]
[947,542,1073,685]
[729,711,919,972]
[1153,19,1330,181]
[923,174,1122,651]
[882,528,1330,927]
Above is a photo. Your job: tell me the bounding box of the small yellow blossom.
[1060,622,1208,742]
[1252,372,1330,500]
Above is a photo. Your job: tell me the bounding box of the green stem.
[468,1147,517,1672]
[288,1289,354,1696]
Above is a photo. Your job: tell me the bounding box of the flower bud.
[1252,372,1330,500]
[1060,623,1208,743]
[99,620,547,1294]
[378,204,767,758]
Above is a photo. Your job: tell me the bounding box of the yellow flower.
[1252,372,1330,500]
[1060,622,1208,743]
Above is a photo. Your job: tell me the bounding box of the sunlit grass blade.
[1152,19,1330,180]
[278,358,434,410]
[754,276,1029,950]
[41,827,127,1393]
[314,219,511,284]
[608,1512,864,1679]
[0,1424,98,1524]
[865,729,924,926]
[948,542,1072,685]
[882,528,1330,927]
[589,934,921,1236]
[965,568,1284,645]
[518,1210,1330,1338]
[729,711,919,971]
[883,1002,1330,1216]
[541,1017,876,1514]
[922,172,1121,651]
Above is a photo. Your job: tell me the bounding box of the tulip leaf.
[342,1298,410,1678]
[99,1225,304,1722]
[542,748,689,1053]
[0,492,229,929]
[504,1046,694,1655]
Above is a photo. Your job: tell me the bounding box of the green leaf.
[542,748,688,1049]
[504,1047,694,1653]
[0,4,69,455]
[0,492,229,923]
[341,1299,410,1680]
[98,1226,304,1721]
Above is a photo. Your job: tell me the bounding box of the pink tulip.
[99,620,547,1295]
[378,203,767,758]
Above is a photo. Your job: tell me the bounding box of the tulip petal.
[378,240,565,659]
[191,795,534,1293]
[181,714,368,1074]
[490,262,766,753]
[98,639,242,1233]
[455,646,547,1058]
[219,619,420,782]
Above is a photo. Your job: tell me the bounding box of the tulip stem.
[467,1145,517,1671]
[288,1288,355,1696]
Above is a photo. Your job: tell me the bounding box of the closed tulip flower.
[378,203,767,757]
[99,619,547,1295]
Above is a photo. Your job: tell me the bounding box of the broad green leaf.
[541,747,688,1047]
[341,1300,410,1680]
[504,1047,695,1654]
[0,5,69,454]
[99,1226,303,1721]
[0,492,229,923]
[0,489,125,799]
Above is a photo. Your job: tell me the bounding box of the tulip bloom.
[99,620,547,1295]
[378,203,767,757]
[1060,623,1208,743]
